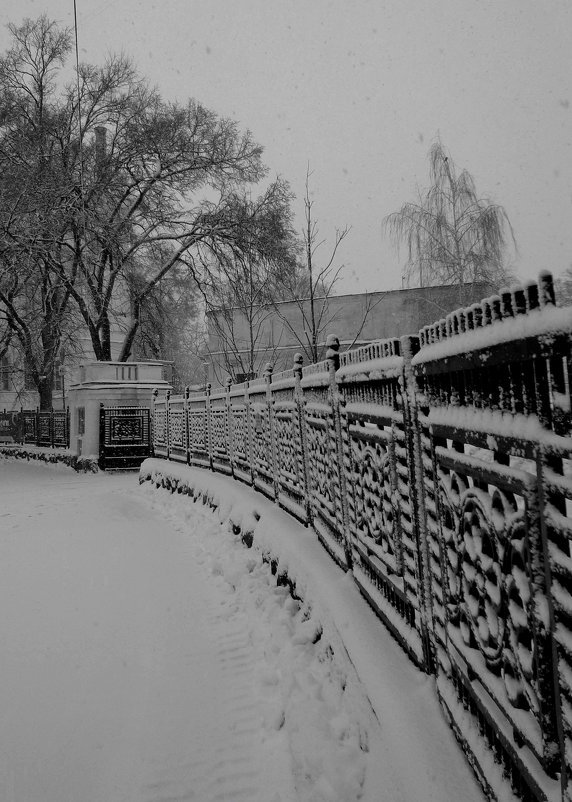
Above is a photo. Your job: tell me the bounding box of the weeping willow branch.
[383,139,516,290]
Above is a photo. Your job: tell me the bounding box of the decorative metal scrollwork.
[251,406,271,473]
[306,417,334,511]
[439,470,467,621]
[231,408,248,461]
[458,492,506,668]
[275,414,299,485]
[153,410,166,444]
[210,409,226,453]
[110,416,142,443]
[502,510,538,713]
[438,473,538,714]
[170,411,184,447]
[351,438,397,568]
[189,411,206,449]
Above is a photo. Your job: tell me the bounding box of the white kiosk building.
[68,361,171,467]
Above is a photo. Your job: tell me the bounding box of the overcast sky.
[1,0,571,295]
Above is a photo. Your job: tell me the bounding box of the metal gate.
[98,404,151,470]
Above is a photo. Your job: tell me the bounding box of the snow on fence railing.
[151,271,572,802]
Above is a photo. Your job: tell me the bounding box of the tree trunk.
[38,376,53,411]
[100,314,112,361]
[80,317,105,361]
[118,300,141,362]
[39,320,60,410]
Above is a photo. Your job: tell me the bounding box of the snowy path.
[0,462,289,801]
[0,459,486,802]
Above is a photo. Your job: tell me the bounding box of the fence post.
[66,406,70,448]
[225,377,233,474]
[205,383,213,470]
[294,352,312,524]
[244,378,255,487]
[151,388,158,457]
[326,335,353,568]
[165,389,171,460]
[98,403,105,470]
[184,386,191,466]
[263,362,279,501]
[531,276,567,783]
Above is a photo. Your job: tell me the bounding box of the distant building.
[205,282,492,386]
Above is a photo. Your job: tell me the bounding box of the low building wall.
[205,281,492,384]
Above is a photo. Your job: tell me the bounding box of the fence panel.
[210,384,231,475]
[187,388,211,468]
[413,274,572,801]
[99,405,151,470]
[229,381,252,484]
[270,358,309,524]
[167,391,187,463]
[300,344,349,568]
[0,411,18,443]
[152,391,168,458]
[247,371,276,499]
[337,337,432,667]
[17,408,69,448]
[22,411,37,444]
[52,410,69,448]
[37,411,52,447]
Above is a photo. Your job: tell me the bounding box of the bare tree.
[384,139,516,293]
[0,16,81,407]
[53,77,271,363]
[126,261,202,390]
[204,252,284,384]
[200,180,298,383]
[0,16,297,408]
[271,167,374,364]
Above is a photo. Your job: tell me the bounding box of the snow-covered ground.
[0,456,485,801]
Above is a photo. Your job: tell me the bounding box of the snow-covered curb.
[0,445,99,473]
[139,459,373,800]
[139,458,491,802]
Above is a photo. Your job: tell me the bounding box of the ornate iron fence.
[19,408,70,448]
[99,404,151,470]
[151,272,572,802]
